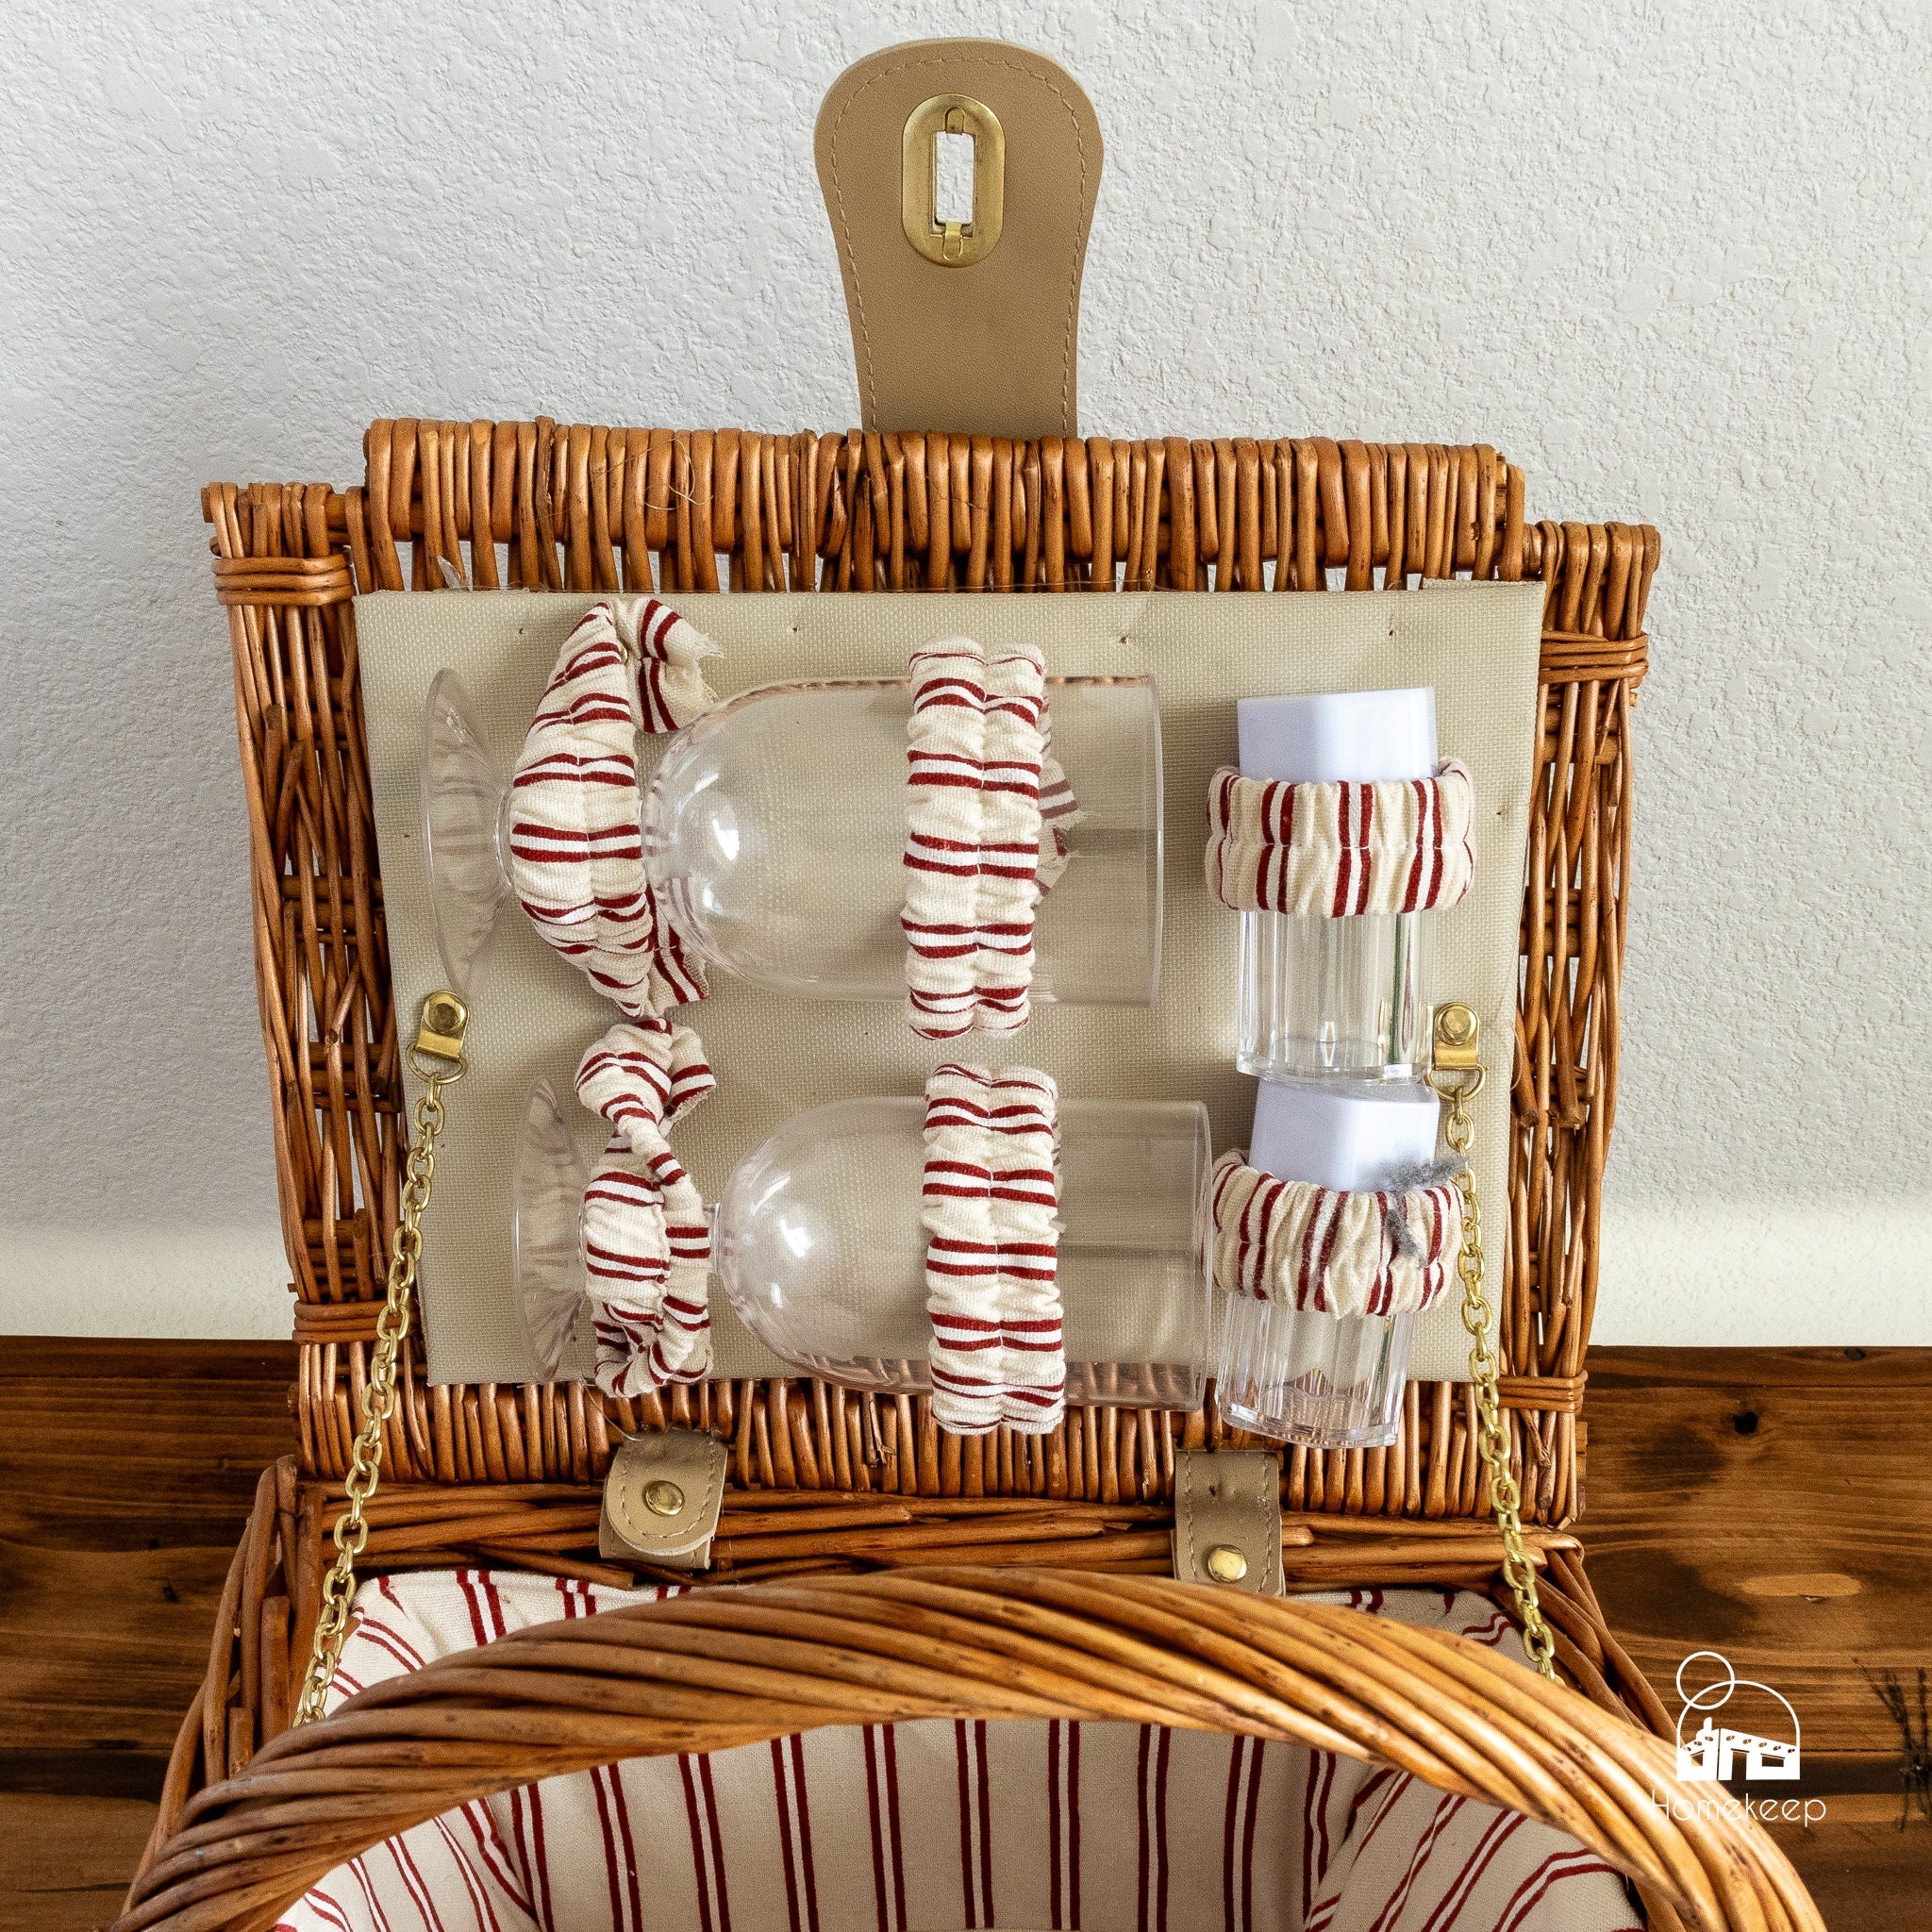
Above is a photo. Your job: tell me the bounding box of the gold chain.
[1427,1005,1557,1681]
[286,991,1552,1710]
[293,992,469,1726]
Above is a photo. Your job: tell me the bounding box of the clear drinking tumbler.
[1214,1076,1441,1448]
[1235,689,1438,1081]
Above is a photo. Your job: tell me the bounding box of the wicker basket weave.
[208,423,1647,1524]
[113,418,1774,1932]
[120,1571,1822,1932]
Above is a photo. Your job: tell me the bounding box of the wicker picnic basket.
[121,419,1807,1929]
[116,37,1820,1932]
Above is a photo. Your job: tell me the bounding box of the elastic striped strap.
[1208,1149,1462,1318]
[1035,715,1083,891]
[508,597,718,1020]
[575,1019,715,1397]
[1205,760,1476,915]
[902,638,1049,1039]
[921,1064,1065,1435]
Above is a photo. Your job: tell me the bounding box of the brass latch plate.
[902,92,1005,268]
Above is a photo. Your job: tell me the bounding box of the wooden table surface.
[1,1339,1924,1928]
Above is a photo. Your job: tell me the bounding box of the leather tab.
[815,39,1103,438]
[1172,1451,1285,1596]
[600,1430,728,1571]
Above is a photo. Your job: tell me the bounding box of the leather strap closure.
[1172,1450,1285,1596]
[815,40,1103,437]
[599,1430,728,1571]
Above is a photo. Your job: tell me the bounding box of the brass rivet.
[1206,1543,1248,1584]
[1437,1003,1474,1047]
[643,1480,684,1517]
[424,991,465,1035]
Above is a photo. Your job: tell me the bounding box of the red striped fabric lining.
[921,1064,1065,1435]
[1205,760,1476,917]
[278,1572,1639,1932]
[508,597,717,1020]
[574,1018,715,1396]
[1209,1151,1461,1317]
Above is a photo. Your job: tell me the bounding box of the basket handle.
[815,39,1103,438]
[119,1568,1819,1932]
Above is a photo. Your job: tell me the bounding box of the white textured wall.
[2,1,1927,1343]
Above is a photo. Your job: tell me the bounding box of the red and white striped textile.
[276,1571,1642,1932]
[902,638,1049,1038]
[1209,1150,1463,1317]
[1035,715,1084,891]
[1205,761,1476,916]
[922,1064,1065,1435]
[508,597,717,1019]
[575,1019,714,1396]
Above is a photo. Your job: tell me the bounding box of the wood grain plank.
[1761,1816,1930,1925]
[0,1794,158,1931]
[0,1339,294,1787]
[1,1336,1922,1924]
[1584,1345,1931,1774]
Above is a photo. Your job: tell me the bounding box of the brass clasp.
[902,93,1005,268]
[1432,1001,1479,1073]
[1425,1002,1485,1109]
[408,989,470,1081]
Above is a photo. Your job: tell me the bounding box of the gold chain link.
[1427,1008,1558,1681]
[288,990,1553,1713]
[293,996,468,1726]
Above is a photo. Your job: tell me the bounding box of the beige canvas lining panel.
[356,585,1544,1388]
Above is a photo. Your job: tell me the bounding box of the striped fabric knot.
[902,638,1050,1039]
[1205,760,1476,916]
[1208,1149,1463,1318]
[575,1018,715,1397]
[922,1063,1065,1435]
[508,597,719,1019]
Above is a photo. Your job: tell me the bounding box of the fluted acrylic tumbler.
[1235,689,1438,1081]
[1215,1077,1441,1448]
